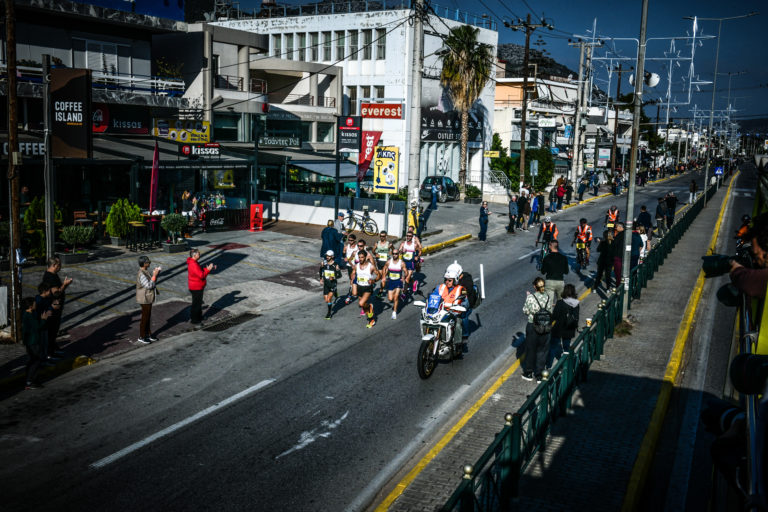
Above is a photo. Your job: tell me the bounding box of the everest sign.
[358,131,383,178]
[360,103,403,119]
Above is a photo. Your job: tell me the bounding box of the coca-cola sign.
[358,131,383,178]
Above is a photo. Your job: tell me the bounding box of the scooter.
[412,293,466,379]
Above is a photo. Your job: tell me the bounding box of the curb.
[421,234,472,255]
[561,172,687,211]
[620,171,737,511]
[0,354,95,392]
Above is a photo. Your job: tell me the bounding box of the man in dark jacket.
[507,195,518,233]
[41,257,72,356]
[541,240,569,299]
[637,205,653,239]
[321,219,343,264]
[665,192,678,229]
[655,197,668,237]
[612,223,626,287]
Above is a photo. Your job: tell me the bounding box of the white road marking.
[90,379,275,469]
[275,410,349,460]
[518,249,539,260]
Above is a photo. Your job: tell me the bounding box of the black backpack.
[459,273,481,309]
[532,294,552,334]
[564,303,579,330]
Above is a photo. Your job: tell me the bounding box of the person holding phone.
[136,255,161,344]
[187,249,215,328]
[41,256,73,356]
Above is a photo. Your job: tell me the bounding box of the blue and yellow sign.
[372,146,399,194]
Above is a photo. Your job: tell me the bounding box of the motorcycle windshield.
[426,291,443,315]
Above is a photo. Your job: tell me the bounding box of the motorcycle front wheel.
[417,339,437,379]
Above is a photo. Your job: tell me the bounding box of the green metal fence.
[440,179,722,512]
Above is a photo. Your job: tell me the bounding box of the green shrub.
[160,213,187,242]
[105,199,142,238]
[465,185,481,198]
[60,225,94,252]
[22,196,62,232]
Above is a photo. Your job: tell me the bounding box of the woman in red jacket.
[187,249,215,327]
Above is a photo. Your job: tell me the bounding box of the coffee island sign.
[51,68,92,158]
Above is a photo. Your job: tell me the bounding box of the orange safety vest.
[542,223,559,239]
[439,283,464,305]
[576,224,593,242]
[607,209,619,222]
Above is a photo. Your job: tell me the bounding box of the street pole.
[703,20,722,207]
[5,0,21,341]
[611,63,623,175]
[519,14,532,188]
[334,116,341,217]
[621,0,649,320]
[407,0,424,205]
[42,54,54,260]
[570,41,585,183]
[480,128,486,200]
[675,124,682,167]
[580,45,593,178]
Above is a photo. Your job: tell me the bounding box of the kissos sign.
[372,146,399,194]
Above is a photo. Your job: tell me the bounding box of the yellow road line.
[621,170,738,512]
[374,359,522,511]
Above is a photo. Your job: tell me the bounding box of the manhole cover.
[202,312,261,332]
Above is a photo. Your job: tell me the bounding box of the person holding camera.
[187,249,215,328]
[730,213,768,298]
[136,256,161,344]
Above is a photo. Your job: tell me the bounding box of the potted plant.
[22,196,62,262]
[464,185,482,204]
[58,225,93,264]
[105,198,141,246]
[160,213,188,253]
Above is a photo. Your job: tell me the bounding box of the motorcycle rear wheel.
[417,339,437,379]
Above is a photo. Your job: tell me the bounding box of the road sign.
[714,166,724,176]
[530,160,539,176]
[372,146,399,193]
[483,150,500,158]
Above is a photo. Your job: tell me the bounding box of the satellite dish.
[628,73,635,86]
[646,73,660,87]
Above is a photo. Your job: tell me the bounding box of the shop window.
[376,29,386,60]
[214,113,240,142]
[323,32,332,61]
[317,122,334,143]
[362,30,372,60]
[346,86,357,115]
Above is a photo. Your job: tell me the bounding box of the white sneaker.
[136,338,150,345]
[391,311,397,319]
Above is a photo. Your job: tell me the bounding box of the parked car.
[419,176,460,202]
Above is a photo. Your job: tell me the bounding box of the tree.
[489,133,515,175]
[439,25,493,194]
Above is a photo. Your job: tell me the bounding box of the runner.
[319,250,342,319]
[386,248,408,319]
[374,231,393,297]
[350,249,380,328]
[353,238,376,314]
[572,217,593,264]
[407,226,424,273]
[400,231,423,294]
[343,234,358,304]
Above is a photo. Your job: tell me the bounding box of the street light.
[683,11,758,204]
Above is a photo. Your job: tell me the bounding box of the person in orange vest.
[572,217,593,263]
[736,214,751,241]
[605,205,620,230]
[536,216,559,246]
[438,264,468,341]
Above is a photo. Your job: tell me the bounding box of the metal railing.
[215,74,267,94]
[441,176,722,511]
[488,169,513,195]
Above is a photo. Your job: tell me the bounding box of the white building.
[213,4,497,191]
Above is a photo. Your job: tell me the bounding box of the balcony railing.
[215,74,267,94]
[266,93,336,108]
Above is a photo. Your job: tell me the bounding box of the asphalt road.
[0,173,707,512]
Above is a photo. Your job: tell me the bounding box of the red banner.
[358,130,383,179]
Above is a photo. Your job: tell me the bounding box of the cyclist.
[438,265,469,341]
[572,217,593,265]
[374,231,393,296]
[400,231,423,294]
[605,205,620,230]
[536,216,559,246]
[319,250,342,319]
[343,234,358,303]
[736,214,751,240]
[386,248,408,319]
[350,249,380,328]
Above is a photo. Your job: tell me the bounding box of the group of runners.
[319,226,423,327]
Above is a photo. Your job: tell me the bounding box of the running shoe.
[136,338,150,345]
[391,311,397,320]
[521,372,534,382]
[412,281,418,292]
[366,318,376,328]
[345,296,352,305]
[360,309,366,316]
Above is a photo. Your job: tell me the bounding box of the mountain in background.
[497,43,577,80]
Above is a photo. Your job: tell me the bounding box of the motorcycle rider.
[319,250,343,319]
[572,217,593,264]
[437,264,469,343]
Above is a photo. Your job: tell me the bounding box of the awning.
[255,148,358,180]
[291,160,358,179]
[92,136,251,168]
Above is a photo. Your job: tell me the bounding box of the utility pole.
[5,0,21,341]
[621,0,649,320]
[579,44,595,178]
[505,14,553,188]
[407,0,424,205]
[570,41,585,183]
[610,63,623,175]
[42,54,54,260]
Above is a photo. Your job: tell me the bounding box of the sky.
[239,0,767,128]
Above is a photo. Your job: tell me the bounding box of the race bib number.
[403,252,413,260]
[389,271,401,280]
[377,254,388,262]
[357,276,370,286]
[323,269,336,279]
[606,222,614,229]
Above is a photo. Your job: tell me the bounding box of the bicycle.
[574,241,589,269]
[536,240,550,270]
[344,208,378,236]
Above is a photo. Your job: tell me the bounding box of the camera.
[701,245,753,278]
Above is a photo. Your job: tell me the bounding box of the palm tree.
[439,25,493,194]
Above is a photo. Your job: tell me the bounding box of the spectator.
[689,180,698,204]
[556,183,566,210]
[536,192,546,225]
[321,220,343,261]
[548,186,558,213]
[637,205,653,239]
[136,255,160,344]
[665,192,678,229]
[334,212,347,237]
[540,240,569,299]
[565,180,574,204]
[592,230,614,293]
[187,249,215,328]
[33,283,55,360]
[23,296,50,390]
[478,201,489,241]
[521,277,555,382]
[431,182,438,210]
[638,225,650,262]
[577,175,589,201]
[655,197,668,237]
[547,283,580,369]
[41,256,72,356]
[530,194,539,226]
[630,225,643,269]
[612,223,626,288]
[591,172,600,196]
[507,195,518,234]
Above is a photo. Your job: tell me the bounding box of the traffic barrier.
[421,234,472,255]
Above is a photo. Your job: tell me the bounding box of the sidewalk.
[378,175,726,511]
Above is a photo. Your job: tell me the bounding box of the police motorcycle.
[412,265,467,379]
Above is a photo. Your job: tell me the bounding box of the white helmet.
[444,268,460,280]
[325,250,334,257]
[445,260,463,279]
[410,199,418,207]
